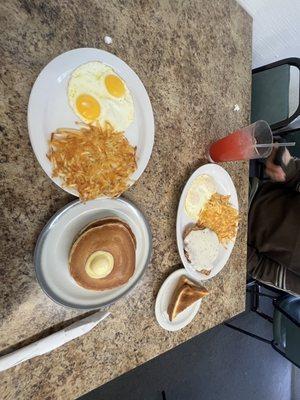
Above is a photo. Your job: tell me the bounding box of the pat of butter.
[85,251,114,279]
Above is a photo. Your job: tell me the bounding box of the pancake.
[78,218,136,248]
[69,220,136,291]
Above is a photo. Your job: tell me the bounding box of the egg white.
[185,175,217,220]
[68,61,134,131]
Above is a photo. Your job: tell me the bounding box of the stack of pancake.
[69,218,136,291]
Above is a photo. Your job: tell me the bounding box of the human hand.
[265,147,292,182]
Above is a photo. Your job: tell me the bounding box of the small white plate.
[28,48,155,196]
[34,197,152,309]
[176,164,239,282]
[155,269,202,331]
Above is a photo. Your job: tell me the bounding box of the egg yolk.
[105,74,125,97]
[76,94,100,121]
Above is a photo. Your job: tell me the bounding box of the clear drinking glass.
[209,120,273,162]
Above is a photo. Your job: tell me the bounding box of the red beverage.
[209,130,256,162]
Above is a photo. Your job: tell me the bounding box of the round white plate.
[176,164,239,282]
[34,197,152,309]
[28,48,155,196]
[155,269,202,331]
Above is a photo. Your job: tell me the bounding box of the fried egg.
[68,61,134,131]
[185,175,217,221]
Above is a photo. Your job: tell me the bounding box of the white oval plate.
[28,48,155,196]
[155,269,202,331]
[176,164,239,282]
[34,197,152,309]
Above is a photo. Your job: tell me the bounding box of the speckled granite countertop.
[0,1,252,398]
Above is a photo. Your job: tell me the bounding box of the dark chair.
[251,58,300,131]
[250,58,300,179]
[224,281,300,368]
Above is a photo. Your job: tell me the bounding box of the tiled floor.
[79,289,294,400]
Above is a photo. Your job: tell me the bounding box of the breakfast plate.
[28,48,154,197]
[34,197,152,309]
[155,269,203,331]
[176,164,239,282]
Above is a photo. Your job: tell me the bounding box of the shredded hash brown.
[48,123,137,201]
[198,193,239,244]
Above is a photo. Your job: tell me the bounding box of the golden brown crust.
[167,276,208,321]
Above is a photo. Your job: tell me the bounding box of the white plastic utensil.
[0,310,110,372]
